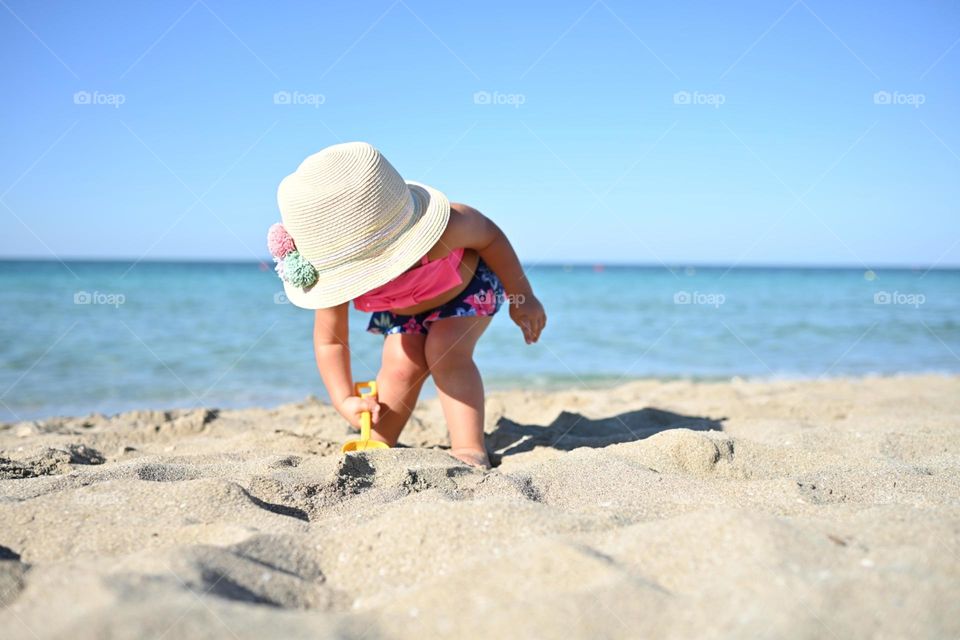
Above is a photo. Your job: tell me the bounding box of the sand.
[1,375,958,639]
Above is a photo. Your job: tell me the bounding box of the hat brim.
[281,181,451,309]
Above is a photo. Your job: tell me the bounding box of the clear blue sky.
[2,0,958,267]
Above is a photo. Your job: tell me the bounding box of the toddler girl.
[268,142,545,468]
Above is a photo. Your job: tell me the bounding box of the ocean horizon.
[1,259,958,421]
[3,257,959,270]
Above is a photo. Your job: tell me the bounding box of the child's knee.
[425,345,474,375]
[380,357,428,388]
[423,318,488,374]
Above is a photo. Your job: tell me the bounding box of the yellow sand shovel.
[341,381,389,453]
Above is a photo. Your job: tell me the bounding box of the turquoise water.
[0,260,958,421]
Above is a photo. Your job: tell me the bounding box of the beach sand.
[1,375,958,639]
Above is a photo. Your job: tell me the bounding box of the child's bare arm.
[313,305,380,427]
[442,203,546,343]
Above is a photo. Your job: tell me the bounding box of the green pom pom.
[283,251,318,288]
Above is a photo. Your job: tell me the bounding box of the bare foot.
[450,448,491,470]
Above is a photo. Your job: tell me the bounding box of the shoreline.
[4,371,958,425]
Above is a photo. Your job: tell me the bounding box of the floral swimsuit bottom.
[366,258,505,336]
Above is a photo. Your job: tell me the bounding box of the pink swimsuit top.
[353,248,465,312]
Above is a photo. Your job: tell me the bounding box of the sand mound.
[1,376,959,639]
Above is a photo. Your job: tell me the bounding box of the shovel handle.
[355,381,377,440]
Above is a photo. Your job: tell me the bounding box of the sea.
[1,259,957,421]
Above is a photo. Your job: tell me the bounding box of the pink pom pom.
[267,223,296,259]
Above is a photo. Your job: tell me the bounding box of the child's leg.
[423,316,492,468]
[372,333,429,445]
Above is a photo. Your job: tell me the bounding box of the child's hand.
[339,395,381,430]
[509,293,546,344]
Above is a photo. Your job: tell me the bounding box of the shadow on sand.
[486,408,726,462]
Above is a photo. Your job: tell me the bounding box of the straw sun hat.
[269,142,450,309]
